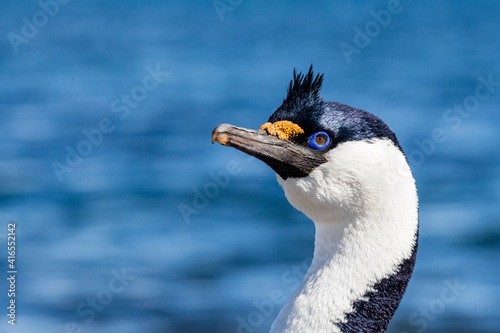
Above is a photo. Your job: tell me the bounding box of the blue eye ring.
[308,131,331,150]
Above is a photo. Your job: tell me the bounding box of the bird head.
[212,66,414,224]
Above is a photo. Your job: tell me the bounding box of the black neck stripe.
[335,229,419,332]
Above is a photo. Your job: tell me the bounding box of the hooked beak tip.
[211,124,232,145]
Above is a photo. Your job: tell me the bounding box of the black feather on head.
[268,65,404,153]
[269,65,325,131]
[283,65,324,109]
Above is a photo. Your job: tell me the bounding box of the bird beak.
[212,123,327,180]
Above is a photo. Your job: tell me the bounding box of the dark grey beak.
[211,123,326,180]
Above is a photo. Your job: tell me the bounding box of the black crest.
[282,65,324,109]
[269,65,325,129]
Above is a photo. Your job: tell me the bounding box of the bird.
[211,66,418,333]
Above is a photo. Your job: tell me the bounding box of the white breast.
[271,138,418,333]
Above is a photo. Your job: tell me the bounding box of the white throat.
[270,139,418,333]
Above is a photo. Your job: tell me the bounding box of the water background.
[1,0,499,332]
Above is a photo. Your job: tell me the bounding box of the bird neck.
[271,215,418,333]
[271,139,419,332]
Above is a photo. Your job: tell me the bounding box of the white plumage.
[271,139,418,332]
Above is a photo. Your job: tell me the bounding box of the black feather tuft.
[283,65,324,108]
[269,65,326,129]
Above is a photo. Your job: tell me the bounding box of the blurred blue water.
[0,0,499,332]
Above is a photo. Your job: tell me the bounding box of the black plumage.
[269,66,403,152]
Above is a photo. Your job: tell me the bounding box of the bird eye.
[308,132,330,150]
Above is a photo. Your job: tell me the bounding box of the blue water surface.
[0,0,499,332]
